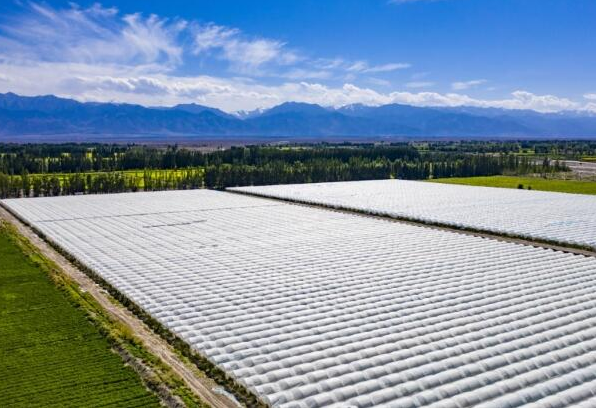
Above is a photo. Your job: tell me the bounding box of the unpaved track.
[0,206,239,408]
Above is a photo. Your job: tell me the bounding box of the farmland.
[4,189,596,407]
[231,179,596,250]
[430,175,596,195]
[37,169,198,189]
[52,168,203,192]
[0,224,161,408]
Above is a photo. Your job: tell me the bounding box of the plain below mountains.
[1,92,596,140]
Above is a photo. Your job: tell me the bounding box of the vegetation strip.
[1,143,569,198]
[429,175,596,195]
[228,189,596,257]
[0,203,266,408]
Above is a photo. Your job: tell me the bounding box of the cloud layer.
[451,79,487,91]
[0,2,593,114]
[191,23,299,73]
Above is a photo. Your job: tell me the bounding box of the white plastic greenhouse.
[3,189,596,407]
[230,179,596,249]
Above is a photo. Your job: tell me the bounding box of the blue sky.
[0,0,595,112]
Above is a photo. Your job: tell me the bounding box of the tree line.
[0,143,421,174]
[0,144,564,198]
[1,141,586,175]
[424,140,596,157]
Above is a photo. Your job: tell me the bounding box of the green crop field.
[0,226,161,408]
[430,175,596,195]
[32,168,202,188]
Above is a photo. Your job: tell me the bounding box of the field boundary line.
[228,189,596,258]
[0,204,249,408]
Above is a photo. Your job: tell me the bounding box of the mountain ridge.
[1,92,596,139]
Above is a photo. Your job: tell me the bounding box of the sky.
[0,0,595,113]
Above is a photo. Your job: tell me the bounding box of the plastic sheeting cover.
[230,179,596,249]
[3,189,596,407]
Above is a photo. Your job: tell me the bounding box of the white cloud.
[313,58,409,77]
[347,60,410,73]
[504,90,578,112]
[405,81,434,89]
[0,55,590,113]
[0,2,591,114]
[346,61,368,72]
[390,90,581,112]
[0,3,184,68]
[313,58,345,70]
[363,63,411,73]
[584,93,596,100]
[451,79,487,91]
[121,13,185,66]
[0,2,410,82]
[281,69,332,80]
[192,24,238,53]
[192,23,299,73]
[367,78,392,87]
[72,75,235,100]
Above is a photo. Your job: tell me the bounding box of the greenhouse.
[231,179,596,249]
[3,190,596,407]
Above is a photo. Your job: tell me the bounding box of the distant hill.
[1,92,596,140]
[0,93,248,137]
[167,103,236,120]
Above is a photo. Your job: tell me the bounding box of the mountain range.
[1,92,596,140]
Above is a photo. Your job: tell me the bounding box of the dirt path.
[0,206,240,408]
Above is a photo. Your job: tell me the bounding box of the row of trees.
[0,169,207,198]
[424,140,596,157]
[2,141,588,175]
[0,153,563,198]
[0,143,422,174]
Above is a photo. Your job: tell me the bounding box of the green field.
[0,226,161,408]
[430,175,596,195]
[33,168,201,188]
